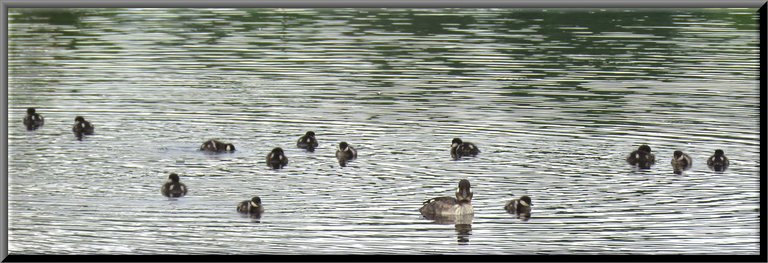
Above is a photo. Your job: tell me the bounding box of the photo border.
[1,0,765,261]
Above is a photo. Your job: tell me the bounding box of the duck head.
[338,141,350,151]
[519,195,533,207]
[673,150,684,160]
[455,179,473,203]
[168,173,180,183]
[452,138,463,148]
[250,196,262,208]
[638,144,652,153]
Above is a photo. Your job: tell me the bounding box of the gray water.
[6,8,760,255]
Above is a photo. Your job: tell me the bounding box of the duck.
[504,195,533,215]
[335,141,357,167]
[200,139,236,152]
[22,107,44,130]
[450,138,480,159]
[671,150,692,174]
[296,131,319,151]
[237,196,264,215]
[419,179,474,217]
[160,173,188,198]
[707,149,729,172]
[626,144,655,169]
[266,147,288,169]
[72,116,95,137]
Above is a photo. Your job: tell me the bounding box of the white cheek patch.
[635,153,639,159]
[520,200,529,207]
[250,201,259,207]
[279,155,284,161]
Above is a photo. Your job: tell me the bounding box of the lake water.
[5,8,761,255]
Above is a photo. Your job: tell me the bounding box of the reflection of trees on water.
[9,8,756,103]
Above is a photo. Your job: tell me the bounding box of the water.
[6,8,760,255]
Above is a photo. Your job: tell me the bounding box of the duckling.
[266,147,288,169]
[335,141,357,167]
[626,144,655,169]
[671,150,692,174]
[72,116,94,138]
[160,173,188,198]
[419,179,474,217]
[450,138,480,159]
[707,149,729,172]
[296,131,319,151]
[200,139,236,152]
[504,195,533,215]
[237,196,264,215]
[22,108,44,130]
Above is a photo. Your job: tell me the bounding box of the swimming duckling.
[296,131,319,151]
[504,195,533,215]
[237,196,264,215]
[626,144,655,169]
[266,147,288,169]
[200,139,236,152]
[450,138,480,159]
[671,150,692,174]
[335,141,357,167]
[707,149,729,172]
[419,179,474,217]
[22,108,44,130]
[160,173,188,198]
[72,116,95,138]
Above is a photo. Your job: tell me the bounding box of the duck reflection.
[423,213,474,245]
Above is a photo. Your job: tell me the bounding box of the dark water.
[6,8,760,254]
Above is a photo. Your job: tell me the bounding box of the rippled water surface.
[6,8,760,255]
